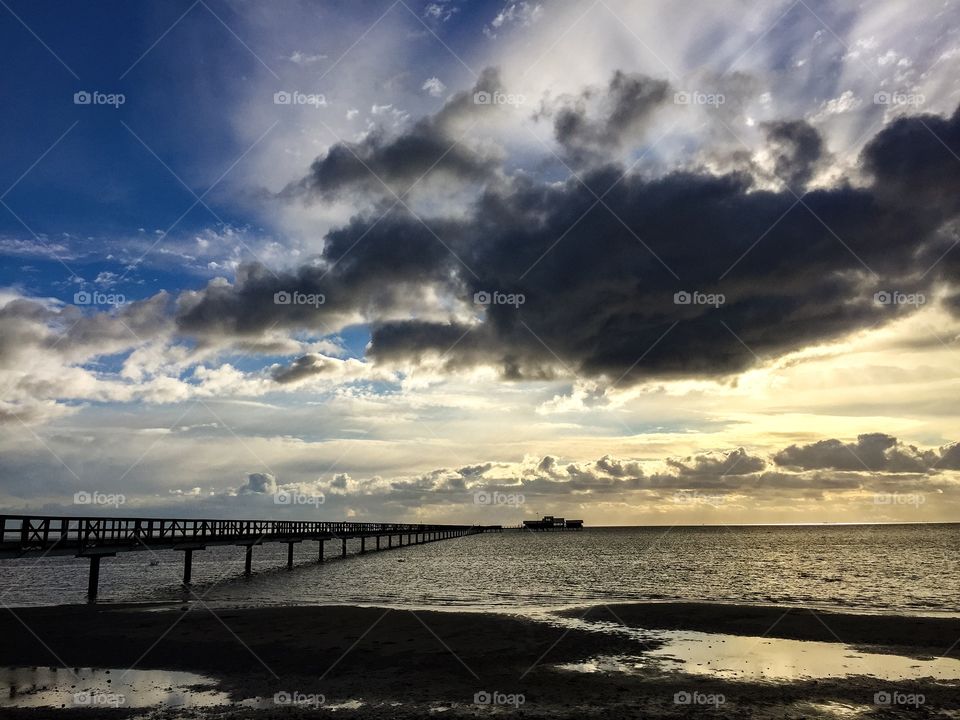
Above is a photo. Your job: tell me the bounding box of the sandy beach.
[1,601,957,718]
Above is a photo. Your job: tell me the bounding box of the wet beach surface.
[0,601,957,718]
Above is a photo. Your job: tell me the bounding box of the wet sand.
[0,602,957,718]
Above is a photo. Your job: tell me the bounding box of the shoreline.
[5,595,959,620]
[0,601,958,718]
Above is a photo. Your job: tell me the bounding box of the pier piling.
[87,555,100,599]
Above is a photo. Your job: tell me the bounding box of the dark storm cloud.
[550,70,670,165]
[667,447,767,476]
[175,213,464,342]
[177,69,960,386]
[237,472,277,494]
[862,105,960,212]
[594,455,644,478]
[362,103,960,382]
[282,68,505,200]
[272,354,333,384]
[763,120,824,191]
[457,463,493,478]
[773,433,960,472]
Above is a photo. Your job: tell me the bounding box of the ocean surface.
[0,525,956,613]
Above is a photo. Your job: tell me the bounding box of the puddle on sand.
[0,666,231,709]
[557,630,960,683]
[0,666,369,712]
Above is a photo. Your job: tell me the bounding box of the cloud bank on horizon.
[2,0,960,523]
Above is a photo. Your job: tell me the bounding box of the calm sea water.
[0,525,956,613]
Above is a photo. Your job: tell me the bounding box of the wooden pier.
[0,515,493,600]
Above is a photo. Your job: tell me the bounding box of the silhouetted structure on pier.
[522,515,585,531]
[0,515,495,600]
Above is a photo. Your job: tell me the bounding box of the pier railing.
[0,514,480,557]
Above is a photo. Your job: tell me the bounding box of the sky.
[2,0,960,525]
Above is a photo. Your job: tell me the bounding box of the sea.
[0,524,956,614]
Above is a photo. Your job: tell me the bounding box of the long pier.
[0,515,492,599]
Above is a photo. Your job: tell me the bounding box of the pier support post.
[287,542,295,569]
[318,540,325,563]
[245,545,253,575]
[376,535,380,550]
[81,552,115,602]
[87,555,101,600]
[389,534,393,548]
[174,545,205,585]
[341,537,347,558]
[360,536,366,554]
